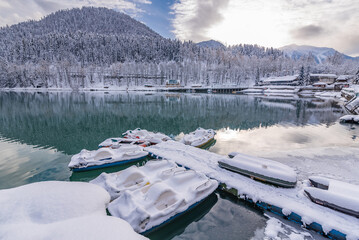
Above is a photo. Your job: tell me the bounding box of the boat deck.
[145,141,359,240]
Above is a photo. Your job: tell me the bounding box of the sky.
[0,0,358,56]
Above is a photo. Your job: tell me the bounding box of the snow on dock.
[145,141,359,240]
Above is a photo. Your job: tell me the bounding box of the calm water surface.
[0,91,358,239]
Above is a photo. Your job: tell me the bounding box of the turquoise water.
[0,91,358,239]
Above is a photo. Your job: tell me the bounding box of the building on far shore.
[310,74,337,84]
[312,82,327,88]
[259,75,299,86]
[334,75,352,90]
[166,79,180,87]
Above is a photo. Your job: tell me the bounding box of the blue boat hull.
[71,155,148,172]
[141,193,215,235]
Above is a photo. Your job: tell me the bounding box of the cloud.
[336,34,359,57]
[290,25,325,39]
[171,0,359,56]
[171,0,230,42]
[0,0,151,27]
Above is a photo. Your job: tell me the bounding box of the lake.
[0,91,358,239]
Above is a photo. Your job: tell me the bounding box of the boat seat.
[94,149,113,161]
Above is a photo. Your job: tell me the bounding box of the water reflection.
[0,91,352,240]
[147,193,218,240]
[0,138,71,189]
[0,91,344,155]
[172,191,267,240]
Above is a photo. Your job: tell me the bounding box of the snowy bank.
[0,181,147,240]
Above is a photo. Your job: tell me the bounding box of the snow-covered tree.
[305,66,311,85]
[298,66,305,86]
[354,68,359,84]
[0,7,357,89]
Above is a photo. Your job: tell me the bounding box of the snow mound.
[108,165,218,233]
[0,181,147,240]
[90,160,182,200]
[180,128,215,147]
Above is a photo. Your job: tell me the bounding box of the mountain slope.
[280,44,358,63]
[0,7,161,39]
[0,7,179,65]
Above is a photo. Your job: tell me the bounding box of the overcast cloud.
[0,0,149,27]
[1,0,358,56]
[290,25,326,39]
[171,0,230,42]
[171,0,359,56]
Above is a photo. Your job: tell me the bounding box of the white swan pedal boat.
[304,176,359,218]
[219,152,297,188]
[123,128,171,145]
[105,160,218,233]
[180,128,215,148]
[98,137,150,148]
[90,160,184,200]
[69,145,148,172]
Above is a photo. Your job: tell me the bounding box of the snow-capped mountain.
[196,40,225,49]
[280,44,358,63]
[0,7,357,89]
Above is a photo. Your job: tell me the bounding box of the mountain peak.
[279,44,357,63]
[2,7,161,39]
[196,40,225,49]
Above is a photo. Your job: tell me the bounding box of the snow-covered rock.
[0,181,147,240]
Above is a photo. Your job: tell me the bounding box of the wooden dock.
[145,141,358,240]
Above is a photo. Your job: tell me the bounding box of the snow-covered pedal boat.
[304,176,359,218]
[98,137,150,148]
[180,128,215,148]
[69,145,148,172]
[339,115,359,124]
[107,164,218,233]
[218,152,297,188]
[123,128,171,145]
[90,160,185,200]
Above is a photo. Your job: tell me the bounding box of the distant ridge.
[196,40,225,49]
[280,44,359,63]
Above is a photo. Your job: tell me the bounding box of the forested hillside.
[0,7,356,89]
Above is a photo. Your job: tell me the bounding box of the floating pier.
[145,141,359,240]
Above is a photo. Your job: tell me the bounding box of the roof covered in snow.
[312,82,328,86]
[337,75,353,81]
[310,74,337,78]
[261,75,298,82]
